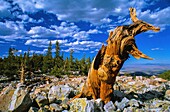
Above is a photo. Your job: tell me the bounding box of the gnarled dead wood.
[72,7,160,104]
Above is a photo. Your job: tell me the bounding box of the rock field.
[0,75,170,112]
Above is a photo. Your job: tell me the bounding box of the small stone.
[28,107,39,112]
[115,97,129,110]
[44,105,49,110]
[149,108,162,112]
[62,110,69,112]
[123,107,137,112]
[165,89,170,100]
[49,103,63,112]
[154,77,167,83]
[95,99,104,111]
[35,93,49,107]
[61,103,69,110]
[128,99,139,107]
[85,100,95,112]
[104,101,116,112]
[38,107,49,112]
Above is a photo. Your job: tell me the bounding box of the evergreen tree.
[69,49,74,71]
[64,57,69,72]
[50,41,64,76]
[0,57,4,76]
[42,41,53,73]
[3,48,18,78]
[55,41,60,58]
[80,54,87,75]
[86,57,91,70]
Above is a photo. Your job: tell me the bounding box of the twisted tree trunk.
[72,7,160,104]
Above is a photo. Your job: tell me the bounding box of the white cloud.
[29,49,46,54]
[65,40,102,47]
[25,39,68,47]
[149,35,154,38]
[90,49,99,53]
[64,40,102,53]
[62,47,89,53]
[0,0,11,18]
[51,40,68,44]
[0,21,27,41]
[13,0,40,12]
[134,7,170,31]
[12,0,152,24]
[50,22,79,38]
[100,18,112,24]
[151,48,163,51]
[0,41,8,44]
[25,39,49,47]
[87,29,101,34]
[51,22,101,40]
[28,26,57,38]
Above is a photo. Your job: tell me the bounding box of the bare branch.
[129,7,139,22]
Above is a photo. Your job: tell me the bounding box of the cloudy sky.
[0,0,170,64]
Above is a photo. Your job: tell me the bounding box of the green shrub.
[158,70,170,81]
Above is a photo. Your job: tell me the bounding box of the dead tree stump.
[73,7,160,104]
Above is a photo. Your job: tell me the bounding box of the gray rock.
[48,85,73,103]
[85,100,94,112]
[114,90,126,101]
[115,97,129,110]
[69,98,87,112]
[165,89,170,100]
[62,110,69,112]
[35,92,49,107]
[128,99,140,107]
[95,99,104,112]
[0,85,15,112]
[28,107,39,112]
[38,107,49,112]
[49,103,63,112]
[61,103,69,110]
[123,107,137,112]
[104,101,116,112]
[8,83,32,112]
[148,108,162,112]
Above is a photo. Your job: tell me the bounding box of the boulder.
[48,85,73,103]
[69,98,87,112]
[0,85,15,112]
[113,90,126,101]
[35,92,49,107]
[8,83,32,112]
[69,98,104,112]
[104,101,116,112]
[115,97,129,110]
[85,100,94,112]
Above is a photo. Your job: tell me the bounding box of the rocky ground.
[0,75,170,112]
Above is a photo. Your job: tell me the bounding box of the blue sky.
[0,0,170,64]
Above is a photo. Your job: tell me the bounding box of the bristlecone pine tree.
[71,7,160,104]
